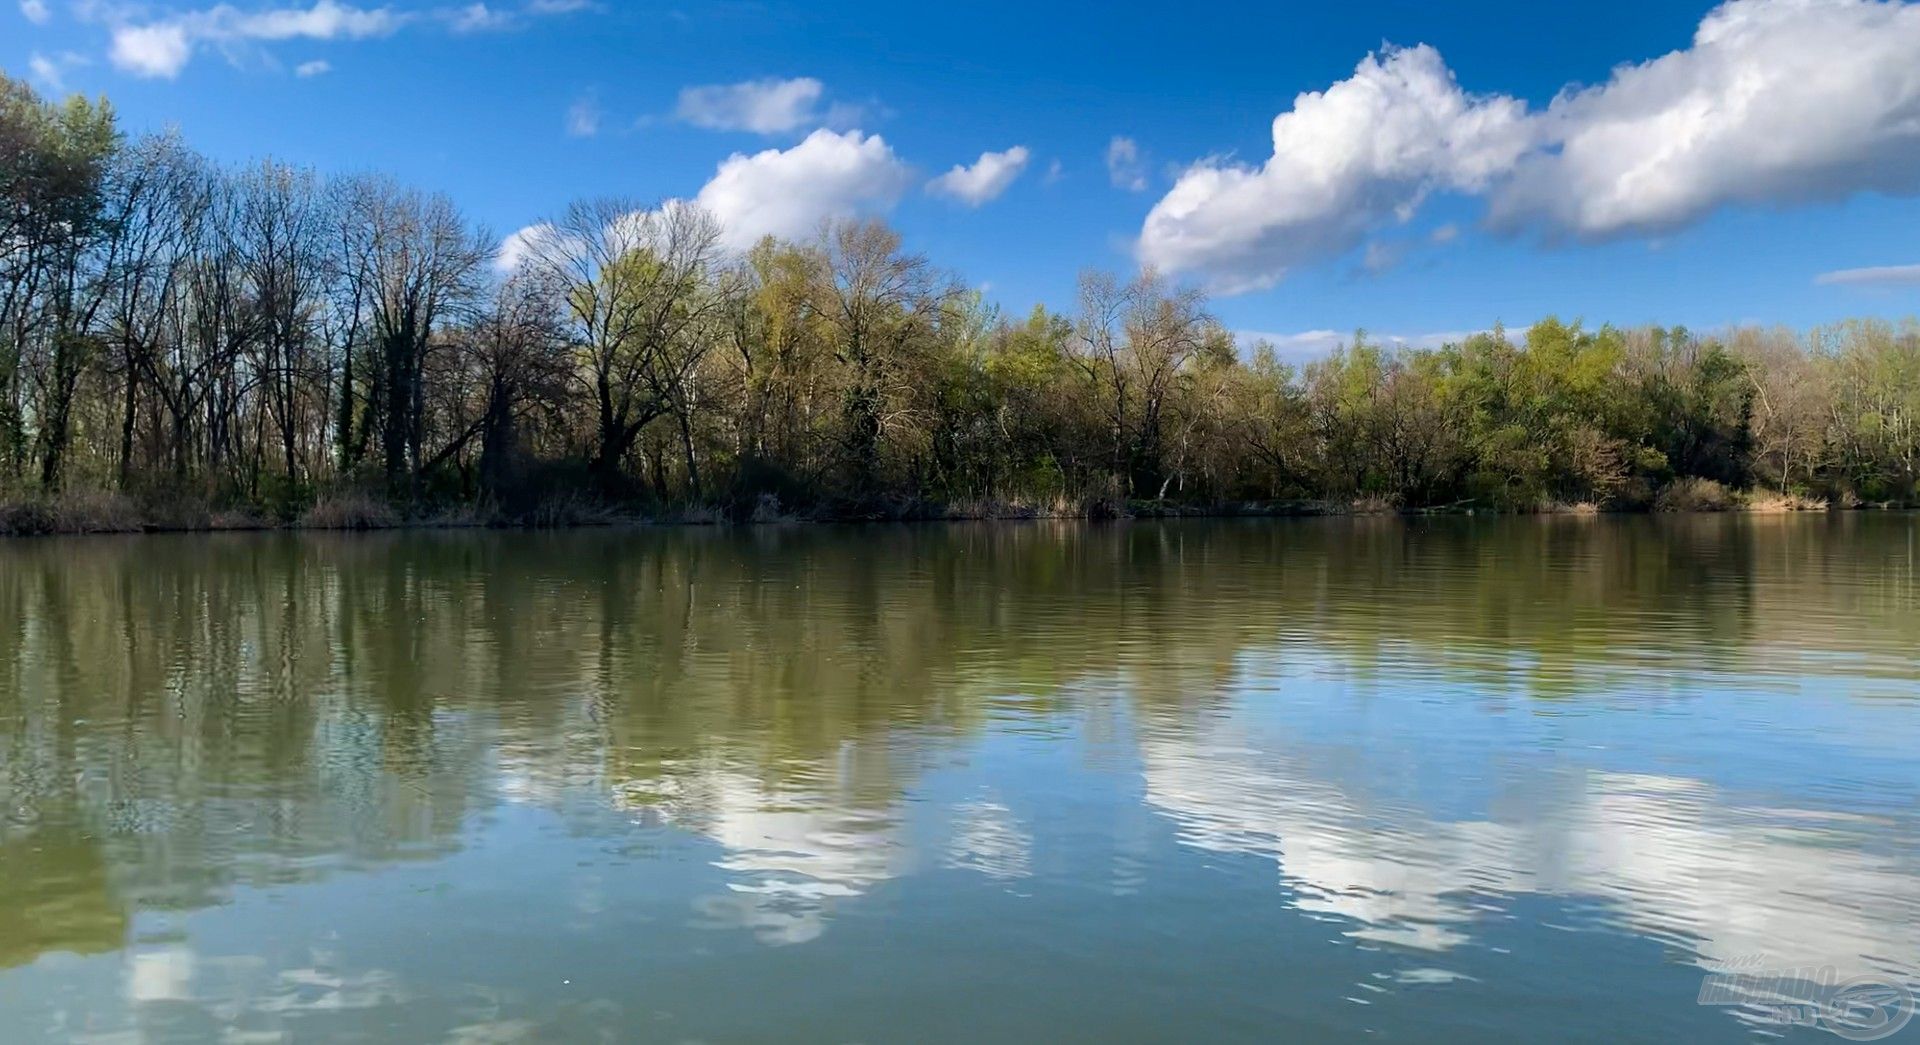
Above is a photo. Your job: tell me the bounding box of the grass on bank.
[1,480,1896,537]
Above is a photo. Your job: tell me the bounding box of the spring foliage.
[2,73,1917,524]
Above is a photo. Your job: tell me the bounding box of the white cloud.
[693,128,912,250]
[494,226,540,274]
[496,127,907,272]
[1141,0,1920,293]
[566,92,600,137]
[1491,0,1920,238]
[19,0,49,25]
[27,51,87,92]
[1815,263,1920,288]
[927,145,1030,206]
[28,50,89,91]
[675,77,826,134]
[230,0,399,40]
[446,0,590,30]
[1237,328,1481,363]
[447,3,515,32]
[1138,45,1530,293]
[294,58,331,77]
[494,221,575,274]
[1237,329,1346,363]
[110,23,194,78]
[1106,136,1146,191]
[27,53,60,90]
[1430,223,1460,245]
[98,0,590,78]
[107,1,401,78]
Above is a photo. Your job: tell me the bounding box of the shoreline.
[1,493,1908,539]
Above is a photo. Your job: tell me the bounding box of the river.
[1,517,1917,1041]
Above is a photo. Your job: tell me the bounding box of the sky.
[7,0,1920,358]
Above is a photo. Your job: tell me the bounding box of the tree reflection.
[0,516,1914,974]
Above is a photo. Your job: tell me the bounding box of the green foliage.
[2,70,1917,522]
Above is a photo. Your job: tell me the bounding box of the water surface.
[2,517,1917,1042]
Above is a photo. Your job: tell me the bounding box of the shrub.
[0,489,143,535]
[519,492,618,529]
[300,492,400,530]
[1654,477,1735,513]
[1741,490,1827,513]
[749,492,797,524]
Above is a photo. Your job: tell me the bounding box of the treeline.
[3,73,1917,528]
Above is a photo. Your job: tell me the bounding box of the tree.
[522,199,725,496]
[337,176,487,498]
[233,159,330,492]
[812,219,954,493]
[0,77,119,490]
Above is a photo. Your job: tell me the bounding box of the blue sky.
[8,0,1920,357]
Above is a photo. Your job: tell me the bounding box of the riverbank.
[0,482,1903,537]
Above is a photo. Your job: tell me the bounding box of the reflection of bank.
[1139,717,1920,984]
[0,693,492,975]
[0,831,129,970]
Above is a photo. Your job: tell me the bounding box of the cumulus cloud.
[1491,0,1920,238]
[111,23,195,78]
[1814,263,1920,287]
[294,58,331,77]
[675,77,827,134]
[1106,136,1147,191]
[693,128,912,250]
[494,221,578,273]
[927,146,1030,206]
[495,129,908,272]
[19,0,49,25]
[1138,45,1530,293]
[1141,0,1920,293]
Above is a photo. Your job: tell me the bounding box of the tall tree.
[337,176,487,498]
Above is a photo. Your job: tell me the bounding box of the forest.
[3,73,1918,531]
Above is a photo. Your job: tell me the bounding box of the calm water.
[1,517,1917,1043]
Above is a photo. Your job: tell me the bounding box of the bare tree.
[337,176,488,498]
[234,159,330,489]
